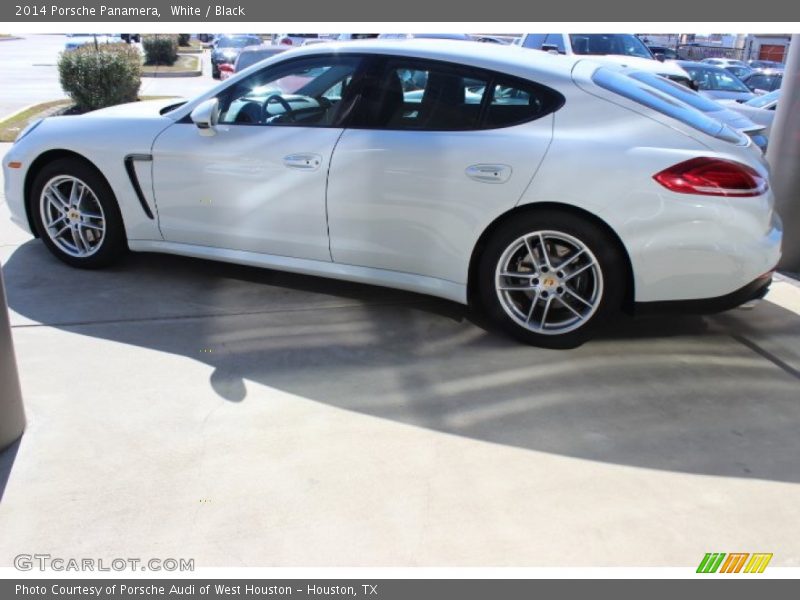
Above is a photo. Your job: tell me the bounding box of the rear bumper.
[635,271,773,315]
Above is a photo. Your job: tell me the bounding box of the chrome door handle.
[465,164,512,184]
[283,153,322,171]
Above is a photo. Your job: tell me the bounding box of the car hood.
[587,55,689,78]
[81,98,188,119]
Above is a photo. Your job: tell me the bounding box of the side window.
[360,60,490,131]
[483,76,559,128]
[217,56,362,127]
[542,34,566,53]
[521,34,546,49]
[746,75,768,90]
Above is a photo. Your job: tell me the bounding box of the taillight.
[653,157,768,197]
[280,38,292,45]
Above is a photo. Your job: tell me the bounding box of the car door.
[326,57,561,284]
[151,54,365,262]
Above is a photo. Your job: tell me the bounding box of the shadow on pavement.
[4,240,800,483]
[0,439,21,502]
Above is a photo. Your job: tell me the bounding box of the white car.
[64,34,124,51]
[519,33,694,87]
[3,40,782,347]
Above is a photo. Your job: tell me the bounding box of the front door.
[151,54,365,262]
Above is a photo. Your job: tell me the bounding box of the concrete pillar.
[766,34,800,273]
[0,265,25,451]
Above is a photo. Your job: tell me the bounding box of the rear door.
[326,57,561,284]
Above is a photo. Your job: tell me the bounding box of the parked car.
[647,45,678,60]
[747,59,783,69]
[520,34,693,87]
[233,44,287,72]
[210,35,262,78]
[719,90,780,139]
[741,69,783,94]
[702,57,748,68]
[336,34,380,41]
[676,61,756,101]
[378,33,473,41]
[475,35,512,45]
[64,34,124,51]
[274,34,321,46]
[620,69,769,151]
[3,41,780,347]
[724,65,753,80]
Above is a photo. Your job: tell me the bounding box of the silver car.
[677,61,756,102]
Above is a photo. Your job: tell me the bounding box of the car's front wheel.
[30,157,127,268]
[478,210,626,348]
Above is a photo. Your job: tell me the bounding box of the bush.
[58,43,141,112]
[142,34,178,65]
[178,34,191,47]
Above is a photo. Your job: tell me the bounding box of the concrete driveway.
[1,141,799,567]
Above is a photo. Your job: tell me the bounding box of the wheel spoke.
[80,221,103,232]
[81,211,103,220]
[52,224,70,237]
[564,286,593,308]
[49,186,70,209]
[556,295,583,319]
[525,290,541,324]
[558,248,585,270]
[537,296,554,330]
[524,236,542,271]
[537,233,553,269]
[563,261,594,282]
[71,227,88,254]
[46,192,68,214]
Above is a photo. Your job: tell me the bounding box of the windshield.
[627,71,724,113]
[745,89,780,108]
[218,36,261,48]
[683,66,751,92]
[569,34,653,58]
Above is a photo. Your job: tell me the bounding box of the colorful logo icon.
[697,553,773,573]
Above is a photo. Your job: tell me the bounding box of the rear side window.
[522,34,565,53]
[357,58,564,131]
[592,67,745,144]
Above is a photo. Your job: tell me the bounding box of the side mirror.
[541,44,560,54]
[654,53,665,62]
[190,98,220,136]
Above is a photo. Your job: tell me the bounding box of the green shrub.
[178,34,191,47]
[58,44,141,111]
[142,34,179,65]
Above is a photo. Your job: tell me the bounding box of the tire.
[477,209,626,349]
[30,157,127,269]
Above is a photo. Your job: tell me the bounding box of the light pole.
[766,35,800,273]
[0,265,25,451]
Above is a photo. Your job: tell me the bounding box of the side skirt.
[127,239,468,305]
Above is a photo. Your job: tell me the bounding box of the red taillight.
[653,157,768,197]
[280,38,293,45]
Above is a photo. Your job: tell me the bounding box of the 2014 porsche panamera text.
[3,40,782,347]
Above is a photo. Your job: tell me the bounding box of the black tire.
[30,157,127,269]
[477,209,626,349]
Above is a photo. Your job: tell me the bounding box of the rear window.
[592,67,745,144]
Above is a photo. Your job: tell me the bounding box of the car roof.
[271,38,583,81]
[676,60,722,69]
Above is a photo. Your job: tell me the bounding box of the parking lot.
[1,34,800,568]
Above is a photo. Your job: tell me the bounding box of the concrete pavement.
[0,34,217,118]
[0,142,799,567]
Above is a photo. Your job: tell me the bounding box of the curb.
[142,55,203,78]
[0,99,69,125]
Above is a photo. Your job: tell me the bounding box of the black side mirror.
[654,53,665,62]
[541,44,560,54]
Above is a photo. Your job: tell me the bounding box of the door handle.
[465,164,512,184]
[283,153,322,171]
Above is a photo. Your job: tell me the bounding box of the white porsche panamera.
[3,40,782,347]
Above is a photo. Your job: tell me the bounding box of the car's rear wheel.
[477,210,626,348]
[30,158,127,268]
